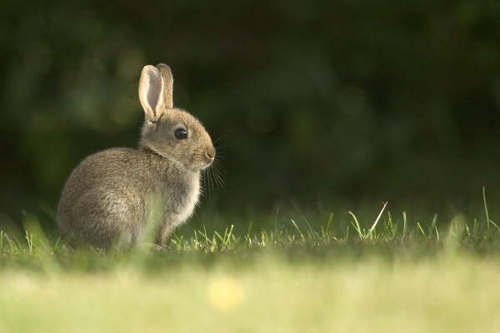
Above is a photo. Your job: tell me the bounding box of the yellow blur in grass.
[208,276,245,311]
[1,253,499,333]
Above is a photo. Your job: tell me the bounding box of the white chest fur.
[174,178,199,226]
[168,171,200,228]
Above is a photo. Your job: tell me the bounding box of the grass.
[2,255,500,333]
[1,192,500,332]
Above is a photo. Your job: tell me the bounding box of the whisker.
[208,168,214,198]
[213,139,227,160]
[212,163,224,188]
[200,132,225,199]
[215,174,224,188]
[200,170,208,199]
[204,169,212,199]
[213,135,227,146]
[210,167,217,197]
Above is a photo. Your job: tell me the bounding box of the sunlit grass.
[1,253,500,333]
[1,190,500,332]
[1,203,500,271]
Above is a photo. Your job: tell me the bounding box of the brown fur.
[57,64,215,249]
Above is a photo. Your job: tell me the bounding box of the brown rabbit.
[57,64,215,249]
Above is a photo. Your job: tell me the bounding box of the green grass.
[2,255,500,333]
[1,194,500,332]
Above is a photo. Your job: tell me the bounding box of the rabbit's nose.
[205,151,215,161]
[205,148,215,162]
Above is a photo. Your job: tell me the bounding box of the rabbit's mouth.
[165,152,212,173]
[189,158,213,172]
[200,161,213,171]
[145,145,213,172]
[199,152,215,170]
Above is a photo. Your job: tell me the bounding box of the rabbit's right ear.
[139,65,165,122]
[156,63,174,109]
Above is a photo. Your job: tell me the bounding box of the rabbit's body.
[57,64,214,248]
[58,147,200,247]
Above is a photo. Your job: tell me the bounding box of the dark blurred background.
[0,0,499,228]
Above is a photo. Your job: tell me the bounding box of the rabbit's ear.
[156,63,174,109]
[139,65,165,122]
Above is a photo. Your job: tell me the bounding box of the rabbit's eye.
[174,128,188,139]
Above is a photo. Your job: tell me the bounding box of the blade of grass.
[483,186,490,231]
[348,211,364,239]
[402,211,407,239]
[489,220,500,233]
[431,214,439,241]
[321,212,335,241]
[367,201,388,238]
[386,211,396,239]
[225,224,235,246]
[289,219,305,241]
[416,222,426,237]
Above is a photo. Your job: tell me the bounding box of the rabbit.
[57,63,216,249]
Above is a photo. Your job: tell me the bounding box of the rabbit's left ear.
[156,63,174,109]
[138,65,165,122]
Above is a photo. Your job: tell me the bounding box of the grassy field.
[1,195,500,332]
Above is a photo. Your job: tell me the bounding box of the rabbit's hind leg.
[70,189,142,249]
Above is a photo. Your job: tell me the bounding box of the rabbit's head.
[138,64,215,172]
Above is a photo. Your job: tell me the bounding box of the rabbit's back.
[57,148,155,247]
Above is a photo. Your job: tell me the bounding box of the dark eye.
[174,128,188,140]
